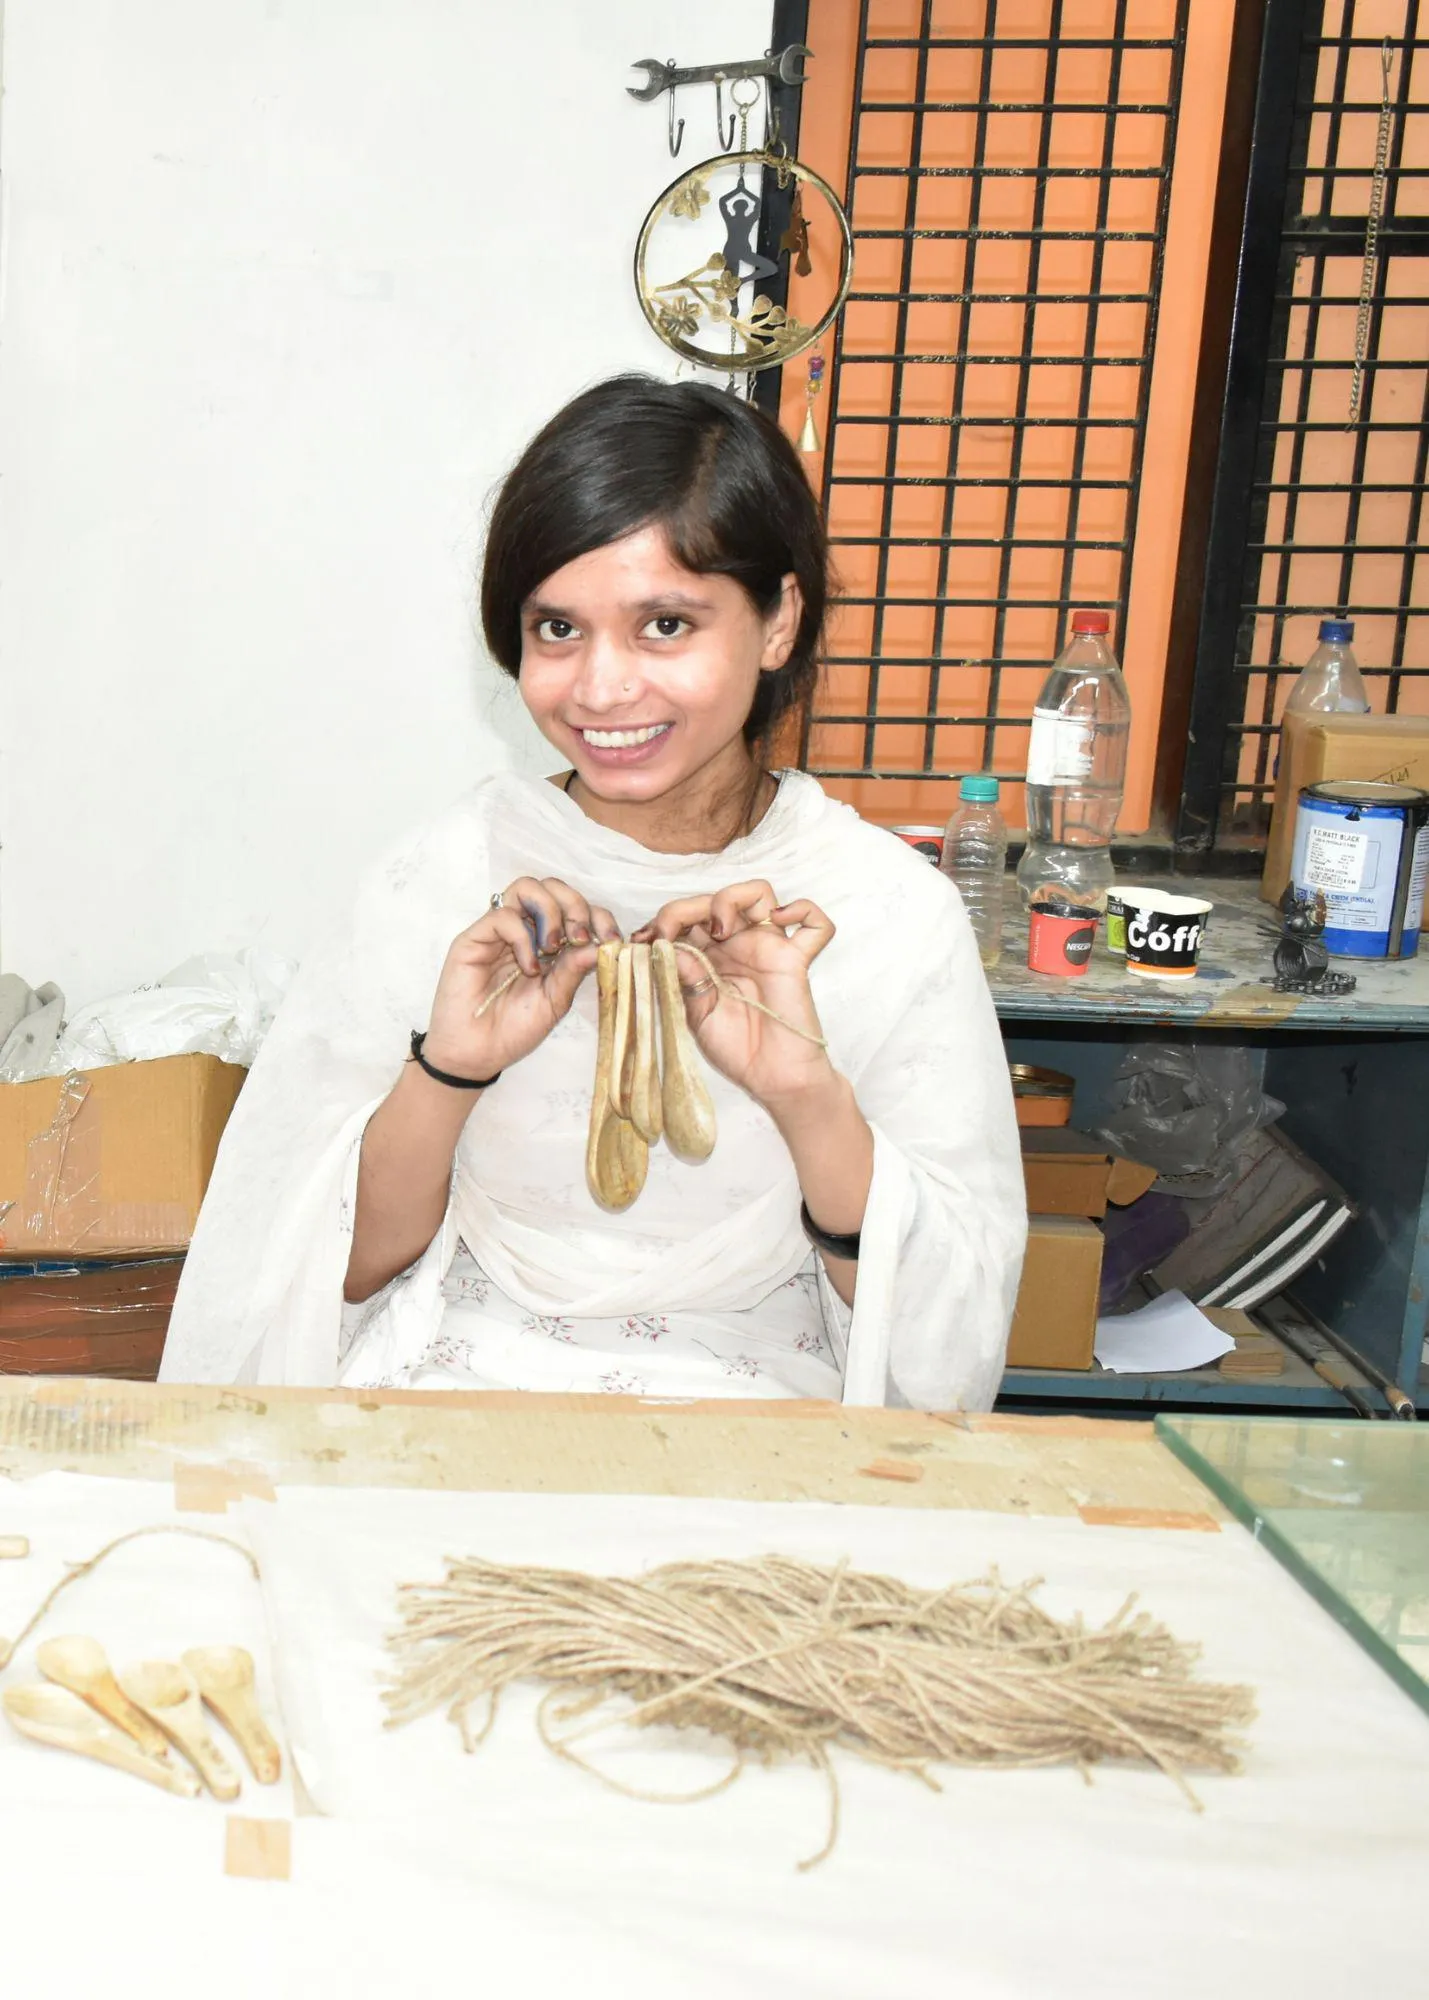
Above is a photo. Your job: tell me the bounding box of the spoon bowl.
[37,1634,173,1763]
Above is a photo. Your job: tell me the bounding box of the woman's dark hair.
[481,375,829,749]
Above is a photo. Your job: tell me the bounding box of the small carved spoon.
[183,1645,282,1784]
[117,1659,242,1800]
[3,1683,199,1798]
[37,1635,173,1764]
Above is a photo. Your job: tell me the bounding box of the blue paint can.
[1290,780,1429,959]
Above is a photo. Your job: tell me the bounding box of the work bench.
[0,1382,1422,1998]
[993,875,1429,1414]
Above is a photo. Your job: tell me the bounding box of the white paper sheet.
[2,1472,1426,1998]
[1095,1289,1238,1373]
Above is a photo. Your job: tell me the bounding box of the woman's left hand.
[632,879,836,1112]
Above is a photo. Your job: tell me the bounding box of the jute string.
[384,1553,1255,1868]
[0,1526,259,1669]
[473,939,828,1047]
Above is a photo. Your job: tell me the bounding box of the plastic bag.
[1096,1044,1284,1198]
[51,950,294,1074]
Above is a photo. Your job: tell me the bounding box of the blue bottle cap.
[1319,619,1354,642]
[959,774,1000,803]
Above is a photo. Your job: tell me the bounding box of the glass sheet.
[1157,1414,1429,1716]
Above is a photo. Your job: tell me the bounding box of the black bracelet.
[799,1200,862,1262]
[408,1030,501,1091]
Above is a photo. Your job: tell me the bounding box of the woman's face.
[517,525,800,806]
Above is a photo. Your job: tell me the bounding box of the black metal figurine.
[1270,887,1357,996]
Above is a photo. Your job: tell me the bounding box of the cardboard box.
[1262,711,1429,902]
[1020,1129,1158,1218]
[0,1054,245,1257]
[0,1257,182,1377]
[1006,1215,1104,1370]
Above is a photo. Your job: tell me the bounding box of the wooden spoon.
[117,1659,242,1800]
[627,944,663,1146]
[37,1634,173,1763]
[652,940,717,1163]
[609,940,635,1119]
[587,944,648,1212]
[182,1646,282,1784]
[3,1683,200,1798]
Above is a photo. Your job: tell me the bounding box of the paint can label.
[1291,784,1429,958]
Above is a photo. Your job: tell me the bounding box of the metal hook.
[714,74,737,151]
[668,78,685,158]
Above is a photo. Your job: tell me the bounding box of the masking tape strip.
[20,1073,100,1251]
[1078,1504,1220,1532]
[174,1460,278,1514]
[858,1458,925,1484]
[225,1817,291,1881]
[1202,984,1306,1025]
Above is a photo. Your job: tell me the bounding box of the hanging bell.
[798,352,826,453]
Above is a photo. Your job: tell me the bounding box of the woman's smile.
[573,721,674,760]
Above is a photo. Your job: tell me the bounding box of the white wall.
[0,0,772,1005]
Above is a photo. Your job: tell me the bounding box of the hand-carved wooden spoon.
[37,1634,173,1763]
[586,942,648,1211]
[117,1659,242,1800]
[3,1683,200,1797]
[182,1646,282,1784]
[652,939,717,1162]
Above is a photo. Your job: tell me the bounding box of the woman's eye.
[536,618,576,642]
[643,615,690,640]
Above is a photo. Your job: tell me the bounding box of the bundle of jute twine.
[384,1553,1255,1867]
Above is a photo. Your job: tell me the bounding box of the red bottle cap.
[1071,611,1110,634]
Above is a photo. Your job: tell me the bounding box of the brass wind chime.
[628,45,851,454]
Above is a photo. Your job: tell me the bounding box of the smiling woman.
[159,377,1026,1408]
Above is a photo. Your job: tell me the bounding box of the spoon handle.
[165,1711,242,1801]
[72,1676,173,1764]
[205,1685,282,1785]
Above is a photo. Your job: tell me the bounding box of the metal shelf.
[989,875,1429,1032]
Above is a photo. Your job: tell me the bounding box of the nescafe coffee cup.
[1027,897,1098,977]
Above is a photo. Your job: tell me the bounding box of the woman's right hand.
[420,877,621,1082]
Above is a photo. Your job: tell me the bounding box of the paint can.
[1290,780,1429,959]
[890,825,944,865]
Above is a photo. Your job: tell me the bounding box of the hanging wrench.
[626,46,813,102]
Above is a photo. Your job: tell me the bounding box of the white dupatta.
[161,772,1026,1408]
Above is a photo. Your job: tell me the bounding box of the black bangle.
[799,1199,862,1262]
[408,1030,501,1091]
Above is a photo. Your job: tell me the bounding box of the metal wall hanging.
[633,93,851,378]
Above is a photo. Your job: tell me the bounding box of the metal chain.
[1347,40,1397,428]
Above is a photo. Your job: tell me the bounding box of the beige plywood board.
[0,1380,1225,1523]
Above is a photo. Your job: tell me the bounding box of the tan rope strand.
[0,1526,259,1669]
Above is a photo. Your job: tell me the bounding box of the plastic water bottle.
[1284,618,1370,717]
[1016,610,1131,911]
[940,775,1007,970]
